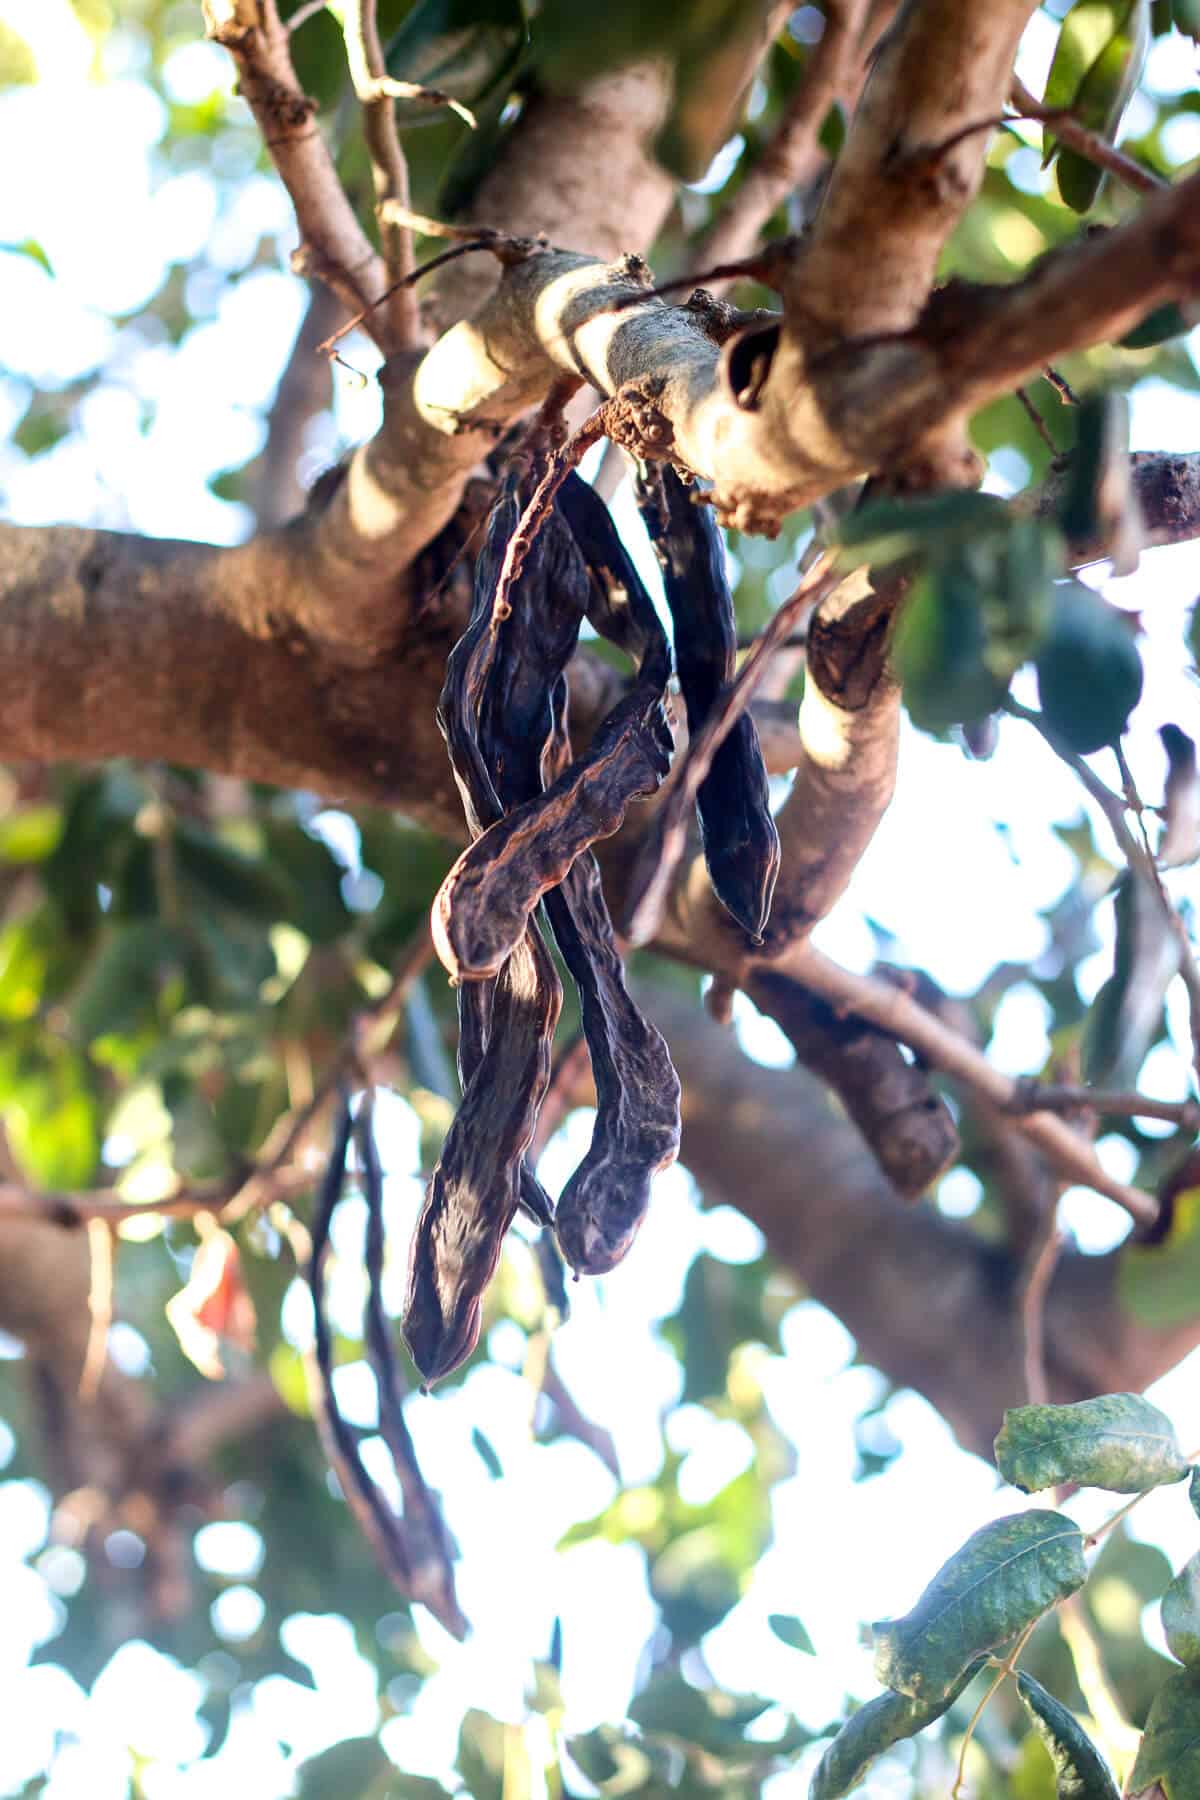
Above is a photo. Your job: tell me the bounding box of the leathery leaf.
[995,1395,1190,1496]
[810,1660,984,1800]
[872,1511,1086,1703]
[1016,1672,1120,1800]
[1163,1554,1200,1670]
[1128,1669,1200,1798]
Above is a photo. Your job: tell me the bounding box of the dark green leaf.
[629,1672,771,1757]
[294,1735,390,1800]
[1163,1555,1200,1669]
[893,566,1012,735]
[837,491,1009,568]
[72,921,189,1042]
[1191,1467,1200,1520]
[1128,1668,1200,1798]
[456,1709,510,1800]
[811,1662,984,1800]
[1016,1672,1120,1800]
[872,1511,1086,1702]
[471,1425,503,1478]
[768,1613,815,1653]
[384,0,527,124]
[1120,302,1193,349]
[995,1395,1189,1495]
[1035,582,1143,753]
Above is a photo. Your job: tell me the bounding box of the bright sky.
[0,5,1199,1797]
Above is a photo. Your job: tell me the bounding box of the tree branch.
[202,0,393,335]
[694,0,877,276]
[341,0,422,348]
[660,989,1199,1456]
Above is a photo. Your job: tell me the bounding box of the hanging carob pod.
[431,470,674,986]
[637,463,780,942]
[403,483,562,1386]
[462,483,681,1277]
[309,1094,466,1636]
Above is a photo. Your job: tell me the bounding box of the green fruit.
[1035,582,1143,753]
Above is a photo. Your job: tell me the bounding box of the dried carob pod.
[403,485,562,1384]
[638,464,780,942]
[311,1096,465,1635]
[432,472,674,985]
[473,482,679,1276]
[478,568,680,1274]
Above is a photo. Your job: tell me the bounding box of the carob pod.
[403,483,561,1383]
[432,471,674,985]
[467,478,680,1276]
[638,463,780,941]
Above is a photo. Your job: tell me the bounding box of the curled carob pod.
[476,484,679,1276]
[489,640,680,1274]
[403,484,562,1384]
[432,471,674,985]
[638,464,780,942]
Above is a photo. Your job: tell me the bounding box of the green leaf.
[0,1038,101,1188]
[1055,3,1150,211]
[1128,1668,1200,1798]
[872,1511,1087,1703]
[893,565,1012,735]
[471,1426,503,1478]
[72,921,189,1042]
[0,805,63,863]
[995,1395,1190,1495]
[456,1709,510,1800]
[1056,391,1129,550]
[1120,1187,1200,1328]
[1043,2,1150,210]
[1164,1555,1200,1669]
[1175,0,1200,38]
[1035,582,1143,754]
[837,491,1009,568]
[384,0,527,124]
[0,236,51,273]
[768,1613,815,1653]
[811,1661,984,1800]
[1191,1467,1200,1520]
[294,1735,390,1800]
[1120,302,1194,349]
[1016,1672,1120,1800]
[628,1672,772,1758]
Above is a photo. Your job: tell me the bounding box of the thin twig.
[79,1218,116,1402]
[1084,1445,1200,1548]
[203,0,391,334]
[286,0,327,32]
[1015,385,1059,457]
[316,239,503,356]
[1009,1080,1200,1131]
[952,1618,1041,1800]
[341,0,421,347]
[488,404,612,624]
[1010,75,1166,197]
[1020,1215,1064,1407]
